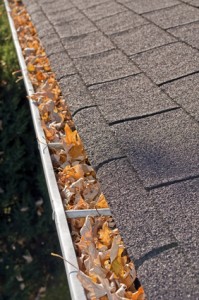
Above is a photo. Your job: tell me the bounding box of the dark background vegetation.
[0,2,71,299]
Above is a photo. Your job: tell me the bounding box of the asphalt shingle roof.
[73,49,140,85]
[132,42,199,84]
[22,0,199,298]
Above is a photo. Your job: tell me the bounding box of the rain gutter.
[3,1,112,299]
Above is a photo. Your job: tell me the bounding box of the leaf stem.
[51,252,78,270]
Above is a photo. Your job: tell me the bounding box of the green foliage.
[0,2,71,299]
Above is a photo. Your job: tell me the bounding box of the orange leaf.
[65,124,83,146]
[69,145,84,160]
[64,124,84,159]
[41,122,56,141]
[64,123,77,145]
[111,247,129,281]
[36,71,45,82]
[27,63,35,72]
[43,64,51,72]
[98,222,112,247]
[63,165,84,180]
[125,286,145,300]
[95,194,109,209]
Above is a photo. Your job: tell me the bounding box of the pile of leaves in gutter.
[9,0,146,299]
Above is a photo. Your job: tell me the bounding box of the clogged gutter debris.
[8,0,146,299]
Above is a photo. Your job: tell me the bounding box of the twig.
[51,252,78,270]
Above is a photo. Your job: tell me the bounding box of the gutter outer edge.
[4,1,87,299]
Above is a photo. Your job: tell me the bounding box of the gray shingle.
[138,246,198,299]
[168,21,199,49]
[23,0,39,8]
[83,1,126,21]
[36,20,56,39]
[71,0,108,10]
[22,0,36,5]
[183,239,199,279]
[111,23,176,55]
[97,158,175,260]
[40,0,71,4]
[30,10,48,26]
[47,8,84,25]
[29,13,56,44]
[62,31,114,58]
[24,2,40,14]
[143,4,199,29]
[150,179,199,292]
[48,51,76,80]
[132,42,199,84]
[161,73,199,122]
[37,0,54,3]
[72,107,123,168]
[54,17,96,38]
[59,74,94,114]
[182,0,199,7]
[41,1,74,14]
[120,0,180,14]
[112,109,199,188]
[150,179,199,243]
[89,74,178,123]
[40,33,65,56]
[116,0,132,3]
[96,10,148,35]
[73,49,139,85]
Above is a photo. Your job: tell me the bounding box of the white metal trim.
[48,142,64,149]
[66,208,111,218]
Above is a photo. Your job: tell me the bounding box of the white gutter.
[4,1,87,299]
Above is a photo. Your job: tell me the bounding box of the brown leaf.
[95,194,109,208]
[77,270,106,299]
[98,222,112,247]
[74,195,89,210]
[110,236,121,263]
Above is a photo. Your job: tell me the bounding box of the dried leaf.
[36,70,45,82]
[79,216,93,246]
[98,221,112,247]
[77,270,106,299]
[74,195,89,210]
[110,236,121,263]
[125,287,145,300]
[95,193,109,208]
[63,165,84,180]
[64,124,84,159]
[27,63,35,72]
[41,122,56,141]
